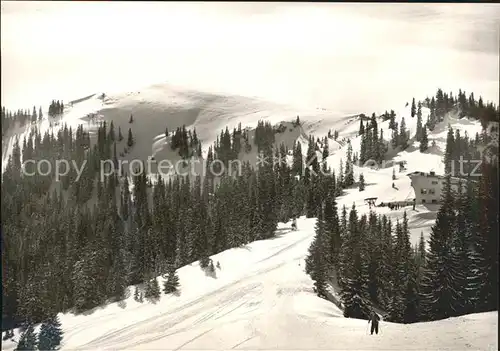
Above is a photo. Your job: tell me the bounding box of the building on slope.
[407,171,467,205]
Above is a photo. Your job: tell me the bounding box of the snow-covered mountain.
[3,82,486,242]
[3,3,499,349]
[2,82,496,350]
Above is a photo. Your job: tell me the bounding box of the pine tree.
[387,220,408,323]
[476,160,499,312]
[127,128,134,147]
[459,180,483,314]
[399,117,409,149]
[444,126,454,175]
[38,315,63,350]
[340,205,370,319]
[15,325,37,351]
[144,276,161,300]
[133,286,140,302]
[451,181,479,315]
[389,110,396,130]
[358,173,365,191]
[420,126,428,152]
[418,232,426,265]
[411,98,416,118]
[344,140,354,187]
[305,209,329,298]
[360,132,367,164]
[324,189,341,269]
[377,216,393,309]
[338,159,344,190]
[420,176,462,320]
[118,127,123,142]
[292,141,303,177]
[163,265,180,294]
[403,260,421,323]
[129,114,134,123]
[32,106,37,123]
[416,102,423,141]
[109,120,115,142]
[359,119,365,135]
[428,108,437,131]
[391,122,399,149]
[400,212,420,323]
[369,113,379,162]
[322,138,329,173]
[306,135,319,176]
[199,255,211,269]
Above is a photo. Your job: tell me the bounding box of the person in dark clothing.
[368,309,380,335]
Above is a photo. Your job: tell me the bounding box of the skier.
[291,218,297,231]
[216,261,221,270]
[368,308,380,335]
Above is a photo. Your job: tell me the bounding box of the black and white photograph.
[1,2,499,350]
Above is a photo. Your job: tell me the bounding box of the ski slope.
[2,217,497,350]
[2,85,495,350]
[2,82,488,256]
[1,83,487,247]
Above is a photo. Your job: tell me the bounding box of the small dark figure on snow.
[291,218,297,231]
[216,261,221,269]
[368,309,380,335]
[412,198,416,210]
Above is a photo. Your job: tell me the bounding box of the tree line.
[306,119,498,323]
[1,88,497,346]
[1,113,336,336]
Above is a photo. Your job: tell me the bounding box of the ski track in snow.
[3,218,497,351]
[1,85,497,351]
[68,226,313,350]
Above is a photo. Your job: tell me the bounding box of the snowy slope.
[323,103,485,244]
[2,85,493,350]
[99,83,349,162]
[2,84,486,245]
[2,83,346,177]
[2,217,497,350]
[1,94,105,174]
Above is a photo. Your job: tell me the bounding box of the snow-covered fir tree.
[38,315,63,350]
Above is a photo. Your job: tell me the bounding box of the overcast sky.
[2,2,499,112]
